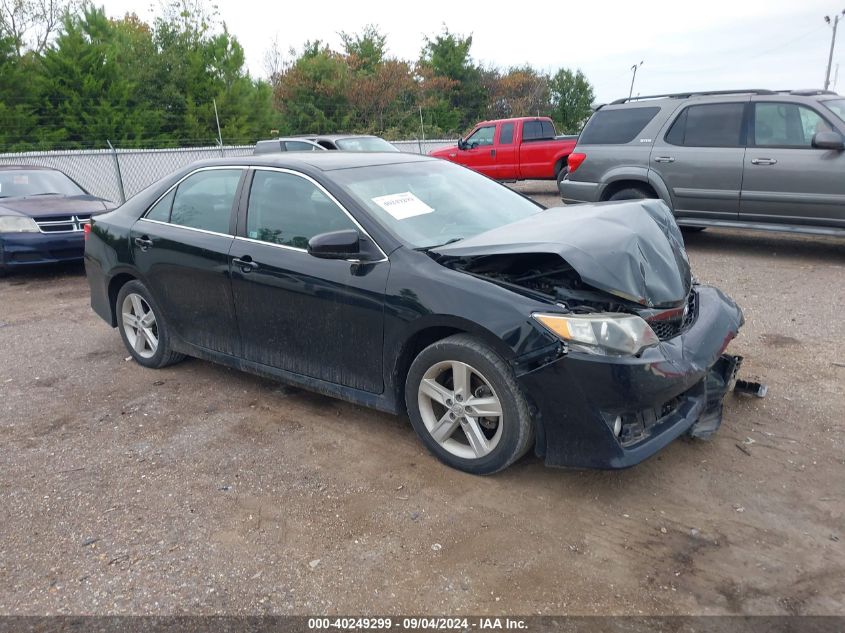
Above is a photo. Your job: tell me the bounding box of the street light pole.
[629,61,643,99]
[824,10,845,91]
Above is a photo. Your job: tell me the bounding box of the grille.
[35,215,91,233]
[648,290,698,341]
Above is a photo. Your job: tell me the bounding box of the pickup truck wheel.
[608,187,654,201]
[556,166,568,186]
[406,334,534,475]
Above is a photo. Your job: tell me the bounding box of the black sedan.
[84,152,744,474]
[0,165,115,275]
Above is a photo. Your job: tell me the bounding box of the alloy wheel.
[121,293,158,359]
[417,360,504,459]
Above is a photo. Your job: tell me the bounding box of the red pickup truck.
[429,117,577,183]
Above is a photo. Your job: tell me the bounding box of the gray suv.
[560,89,845,236]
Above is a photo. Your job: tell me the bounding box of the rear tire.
[405,334,534,475]
[608,187,655,201]
[116,280,185,369]
[556,165,568,186]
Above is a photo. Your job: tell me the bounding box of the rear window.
[665,103,746,148]
[579,107,660,144]
[522,120,555,141]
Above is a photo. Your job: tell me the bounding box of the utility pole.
[824,10,845,91]
[629,61,643,99]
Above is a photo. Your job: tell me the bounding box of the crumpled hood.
[433,199,692,308]
[0,194,114,218]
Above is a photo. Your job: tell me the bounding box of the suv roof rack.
[610,89,777,105]
[784,89,839,96]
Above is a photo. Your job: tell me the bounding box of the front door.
[229,168,389,393]
[130,167,245,356]
[453,124,497,177]
[740,100,845,229]
[650,100,748,221]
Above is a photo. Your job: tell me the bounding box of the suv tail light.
[83,223,91,240]
[568,152,587,173]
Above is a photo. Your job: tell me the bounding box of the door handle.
[232,256,259,272]
[653,156,675,163]
[134,236,153,250]
[490,149,496,157]
[751,158,777,165]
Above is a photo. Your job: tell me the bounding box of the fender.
[598,166,674,209]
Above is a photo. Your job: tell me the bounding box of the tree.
[484,65,551,119]
[0,0,76,57]
[549,68,595,134]
[418,26,487,131]
[339,23,385,74]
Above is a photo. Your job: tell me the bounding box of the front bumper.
[0,232,85,269]
[517,285,744,469]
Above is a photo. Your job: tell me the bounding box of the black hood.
[433,199,692,308]
[0,194,114,218]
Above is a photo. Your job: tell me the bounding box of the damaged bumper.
[516,285,744,469]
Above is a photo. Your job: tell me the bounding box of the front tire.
[116,280,185,369]
[405,334,534,475]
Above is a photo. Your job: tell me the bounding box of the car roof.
[312,134,383,141]
[0,165,59,172]
[474,116,551,126]
[192,151,431,172]
[604,89,840,108]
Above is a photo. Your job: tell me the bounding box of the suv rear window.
[579,107,660,144]
[665,103,746,147]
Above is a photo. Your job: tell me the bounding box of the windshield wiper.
[418,237,464,251]
[28,192,63,196]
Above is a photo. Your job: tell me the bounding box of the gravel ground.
[1,181,843,615]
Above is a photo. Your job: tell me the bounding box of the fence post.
[106,140,126,204]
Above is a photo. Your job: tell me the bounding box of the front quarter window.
[823,99,845,124]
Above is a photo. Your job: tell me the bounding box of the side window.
[247,171,357,249]
[170,169,242,234]
[665,103,745,148]
[466,126,495,147]
[522,121,542,141]
[285,141,319,151]
[145,188,175,222]
[753,103,832,147]
[541,120,556,138]
[579,107,660,144]
[499,123,515,145]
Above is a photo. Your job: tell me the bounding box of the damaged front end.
[432,199,749,468]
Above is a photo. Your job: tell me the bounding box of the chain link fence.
[0,139,457,204]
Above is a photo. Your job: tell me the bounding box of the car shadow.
[0,262,86,286]
[682,228,845,262]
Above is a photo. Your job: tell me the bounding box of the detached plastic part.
[688,354,743,440]
[734,380,768,398]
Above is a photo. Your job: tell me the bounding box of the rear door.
[517,119,556,178]
[650,99,748,221]
[740,99,845,229]
[229,168,389,393]
[130,167,245,356]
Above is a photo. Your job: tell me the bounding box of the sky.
[101,0,845,104]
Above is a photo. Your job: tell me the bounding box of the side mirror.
[812,131,845,151]
[307,229,361,260]
[457,138,466,150]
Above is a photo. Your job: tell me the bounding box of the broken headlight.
[532,312,660,356]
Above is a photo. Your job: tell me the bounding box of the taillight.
[83,223,91,240]
[567,152,587,173]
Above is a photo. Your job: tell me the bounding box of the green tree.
[339,23,385,74]
[549,68,595,134]
[418,26,487,132]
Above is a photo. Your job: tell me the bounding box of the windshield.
[0,169,85,198]
[335,137,399,152]
[823,99,845,124]
[331,160,542,248]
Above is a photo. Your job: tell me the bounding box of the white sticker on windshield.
[371,191,434,220]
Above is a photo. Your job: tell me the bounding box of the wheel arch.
[390,317,517,413]
[106,271,139,327]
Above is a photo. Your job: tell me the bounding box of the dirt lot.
[1,181,843,615]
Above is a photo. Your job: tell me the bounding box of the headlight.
[533,312,660,356]
[0,216,39,233]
